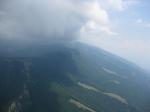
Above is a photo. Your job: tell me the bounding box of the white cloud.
[100,26,119,36]
[79,0,118,37]
[0,0,119,42]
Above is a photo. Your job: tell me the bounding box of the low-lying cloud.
[0,0,119,45]
[0,0,85,44]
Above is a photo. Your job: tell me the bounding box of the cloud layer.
[0,0,121,44]
[0,0,84,43]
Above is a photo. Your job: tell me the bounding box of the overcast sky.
[0,0,150,70]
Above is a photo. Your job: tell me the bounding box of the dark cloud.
[0,0,86,45]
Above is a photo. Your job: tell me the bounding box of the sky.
[78,0,150,71]
[0,0,150,70]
